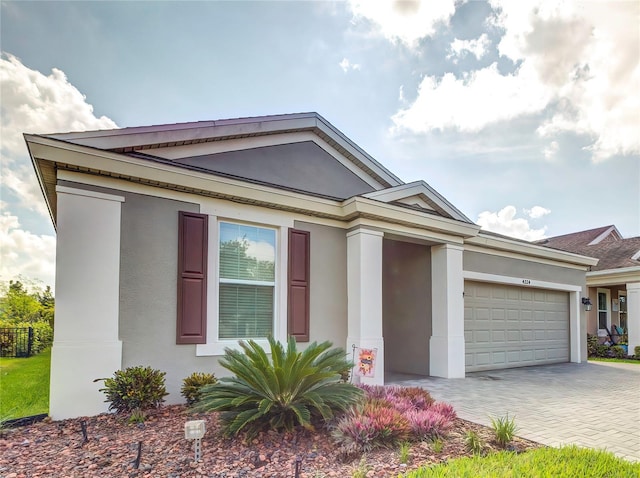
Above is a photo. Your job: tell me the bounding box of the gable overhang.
[362,180,472,223]
[466,232,599,270]
[586,266,640,287]
[35,113,403,191]
[25,134,479,243]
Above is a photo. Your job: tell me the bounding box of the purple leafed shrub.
[334,385,457,453]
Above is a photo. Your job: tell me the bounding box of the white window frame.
[196,202,292,356]
[597,288,611,335]
[217,221,277,341]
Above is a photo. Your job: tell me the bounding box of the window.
[619,293,627,331]
[218,222,276,339]
[597,289,610,331]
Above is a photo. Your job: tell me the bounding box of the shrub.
[595,344,610,358]
[192,336,363,437]
[332,414,378,454]
[405,408,453,439]
[635,346,640,358]
[181,372,217,405]
[97,366,168,413]
[587,334,598,357]
[489,413,518,448]
[610,345,626,358]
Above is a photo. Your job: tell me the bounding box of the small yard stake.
[80,420,88,445]
[293,456,302,477]
[133,441,142,469]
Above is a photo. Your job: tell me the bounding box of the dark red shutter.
[288,228,310,342]
[177,211,208,344]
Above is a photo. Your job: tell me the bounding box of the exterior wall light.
[582,297,592,311]
[185,420,206,461]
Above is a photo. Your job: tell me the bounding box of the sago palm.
[192,336,363,436]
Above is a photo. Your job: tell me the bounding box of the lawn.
[0,348,50,420]
[588,357,640,365]
[404,445,640,477]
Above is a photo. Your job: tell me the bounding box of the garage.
[464,281,569,372]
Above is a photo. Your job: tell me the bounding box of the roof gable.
[362,181,473,223]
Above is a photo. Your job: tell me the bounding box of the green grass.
[402,446,640,477]
[589,357,640,364]
[0,348,50,420]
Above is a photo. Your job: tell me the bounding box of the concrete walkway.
[388,361,640,462]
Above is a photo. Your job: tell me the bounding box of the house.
[537,226,640,351]
[25,113,597,420]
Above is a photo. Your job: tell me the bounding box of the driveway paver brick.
[389,361,640,462]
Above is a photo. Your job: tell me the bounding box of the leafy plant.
[489,413,518,448]
[128,408,146,424]
[350,457,371,478]
[96,366,168,413]
[431,437,444,453]
[635,345,640,358]
[595,344,610,358]
[587,334,598,357]
[192,336,363,437]
[181,372,217,405]
[464,430,484,455]
[398,441,411,464]
[611,345,626,358]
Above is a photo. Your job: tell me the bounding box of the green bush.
[181,372,217,405]
[595,344,610,357]
[97,366,168,413]
[192,336,363,437]
[610,345,626,358]
[587,334,598,357]
[635,346,640,358]
[0,320,52,356]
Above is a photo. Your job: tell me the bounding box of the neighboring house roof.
[538,226,640,271]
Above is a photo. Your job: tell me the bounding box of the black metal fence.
[0,327,34,358]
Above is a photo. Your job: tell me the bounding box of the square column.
[346,228,384,385]
[627,283,640,354]
[430,244,465,378]
[50,186,124,419]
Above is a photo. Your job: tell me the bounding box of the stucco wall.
[464,251,586,286]
[293,221,348,350]
[383,239,432,376]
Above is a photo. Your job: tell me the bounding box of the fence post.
[27,327,33,357]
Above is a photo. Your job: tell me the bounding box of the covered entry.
[464,281,570,372]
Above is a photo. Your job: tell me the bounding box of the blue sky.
[1,0,639,289]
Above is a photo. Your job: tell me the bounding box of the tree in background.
[0,278,55,355]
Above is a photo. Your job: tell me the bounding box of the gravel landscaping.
[0,405,541,477]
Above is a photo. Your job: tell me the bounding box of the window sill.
[196,338,271,356]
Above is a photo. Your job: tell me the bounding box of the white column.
[430,244,465,378]
[50,186,124,419]
[346,228,384,385]
[627,283,640,355]
[569,291,582,362]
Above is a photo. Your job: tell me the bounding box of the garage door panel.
[465,281,569,372]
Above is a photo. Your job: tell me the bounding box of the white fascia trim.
[55,185,124,203]
[28,136,345,217]
[343,197,481,238]
[463,270,582,292]
[467,234,598,268]
[588,225,621,245]
[631,250,640,261]
[586,267,640,286]
[362,181,471,223]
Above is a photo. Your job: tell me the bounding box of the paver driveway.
[389,361,640,462]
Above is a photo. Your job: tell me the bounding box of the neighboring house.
[25,113,597,420]
[537,226,640,352]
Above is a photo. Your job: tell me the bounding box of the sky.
[1,0,639,291]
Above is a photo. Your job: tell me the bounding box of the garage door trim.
[463,270,582,364]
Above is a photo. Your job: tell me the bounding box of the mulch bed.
[0,405,541,477]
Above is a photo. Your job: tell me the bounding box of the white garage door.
[464,281,569,372]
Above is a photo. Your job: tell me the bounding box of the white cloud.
[0,53,118,288]
[0,211,56,289]
[392,1,640,162]
[543,140,559,161]
[339,57,361,73]
[525,206,551,219]
[347,0,458,48]
[448,34,491,62]
[0,53,118,216]
[477,205,548,241]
